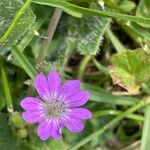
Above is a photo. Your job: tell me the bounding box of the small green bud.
[9,112,26,128]
[17,128,28,139]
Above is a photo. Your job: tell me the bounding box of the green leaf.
[76,15,110,55]
[0,0,35,54]
[51,13,110,56]
[18,4,53,52]
[109,49,150,94]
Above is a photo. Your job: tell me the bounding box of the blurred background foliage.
[0,0,150,149]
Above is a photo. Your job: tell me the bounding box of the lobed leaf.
[109,49,150,94]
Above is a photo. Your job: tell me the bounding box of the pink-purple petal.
[34,74,51,100]
[66,108,92,120]
[62,117,84,133]
[48,71,61,97]
[37,118,62,141]
[20,97,44,111]
[59,80,80,100]
[65,90,90,107]
[22,111,45,124]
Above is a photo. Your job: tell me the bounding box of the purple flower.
[20,71,92,140]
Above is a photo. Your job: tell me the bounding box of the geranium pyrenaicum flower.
[20,71,92,140]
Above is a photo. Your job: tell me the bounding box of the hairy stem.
[37,8,63,64]
[78,55,91,80]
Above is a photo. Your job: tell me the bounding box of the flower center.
[45,99,65,117]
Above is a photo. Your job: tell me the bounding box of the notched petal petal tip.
[34,74,52,100]
[20,97,43,111]
[48,70,61,96]
[63,117,84,133]
[60,80,81,99]
[22,111,45,124]
[66,108,92,120]
[37,118,62,141]
[65,90,90,107]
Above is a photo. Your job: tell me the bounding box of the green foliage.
[32,0,150,24]
[11,46,37,79]
[0,0,35,54]
[0,114,33,150]
[49,14,110,62]
[118,0,136,12]
[110,49,150,94]
[76,15,110,55]
[0,0,150,149]
[140,105,150,150]
[1,65,13,112]
[136,0,150,28]
[83,83,138,105]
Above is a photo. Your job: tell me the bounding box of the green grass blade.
[32,0,150,24]
[11,46,37,80]
[93,110,144,121]
[82,83,138,105]
[140,105,150,150]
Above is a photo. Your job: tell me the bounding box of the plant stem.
[37,8,63,65]
[69,99,150,150]
[78,55,91,80]
[1,66,13,113]
[107,28,126,53]
[0,0,32,45]
[92,57,109,75]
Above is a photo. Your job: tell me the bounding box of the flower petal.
[22,110,45,124]
[48,71,61,97]
[34,74,51,100]
[66,108,92,120]
[62,117,84,133]
[65,90,90,107]
[59,80,80,100]
[20,97,44,111]
[37,118,62,140]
